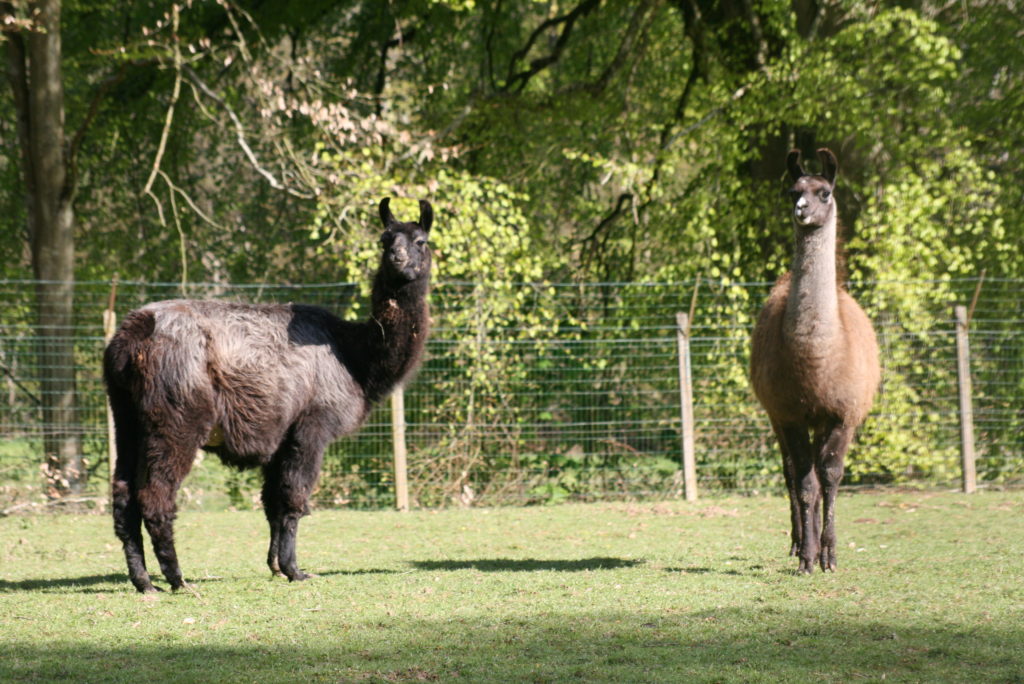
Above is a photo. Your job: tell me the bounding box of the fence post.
[102,275,119,488]
[675,312,698,501]
[391,385,410,511]
[954,305,977,494]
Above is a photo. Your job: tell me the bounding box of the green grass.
[2,490,1023,683]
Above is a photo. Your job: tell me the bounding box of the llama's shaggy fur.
[750,149,880,574]
[104,198,433,592]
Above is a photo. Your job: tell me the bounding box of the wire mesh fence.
[1,277,1021,510]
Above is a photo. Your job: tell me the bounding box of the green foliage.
[2,0,1023,498]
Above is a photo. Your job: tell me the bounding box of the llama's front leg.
[816,422,854,572]
[272,429,327,582]
[277,512,312,582]
[775,423,807,557]
[264,448,315,581]
[792,444,822,574]
[785,457,801,557]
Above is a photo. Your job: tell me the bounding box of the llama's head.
[786,148,838,229]
[377,198,433,282]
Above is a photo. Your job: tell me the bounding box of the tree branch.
[3,24,36,246]
[66,61,139,193]
[374,24,417,117]
[143,5,182,197]
[181,63,314,199]
[579,0,707,280]
[578,192,634,276]
[502,0,602,94]
[0,358,41,406]
[582,0,658,96]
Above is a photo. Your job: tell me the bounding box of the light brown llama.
[750,148,880,574]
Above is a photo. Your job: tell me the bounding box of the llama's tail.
[103,309,156,391]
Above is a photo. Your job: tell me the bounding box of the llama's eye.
[819,190,831,201]
[416,239,427,247]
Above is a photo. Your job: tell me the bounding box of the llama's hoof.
[797,558,816,575]
[172,582,202,597]
[286,570,315,582]
[819,549,837,572]
[132,578,160,593]
[789,541,800,557]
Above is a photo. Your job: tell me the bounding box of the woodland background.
[1,0,1021,505]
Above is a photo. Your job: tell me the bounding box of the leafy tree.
[1,0,1021,496]
[3,0,83,492]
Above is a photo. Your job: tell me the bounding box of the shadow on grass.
[316,568,402,578]
[0,574,233,594]
[665,563,770,577]
[0,573,127,593]
[411,557,643,572]
[1,608,1021,682]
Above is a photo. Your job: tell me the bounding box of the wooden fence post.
[102,275,119,488]
[954,305,977,494]
[675,312,698,501]
[391,385,410,511]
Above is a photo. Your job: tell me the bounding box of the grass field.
[2,490,1023,683]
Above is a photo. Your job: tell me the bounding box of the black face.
[378,198,433,281]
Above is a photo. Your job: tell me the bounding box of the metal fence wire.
[0,277,1021,509]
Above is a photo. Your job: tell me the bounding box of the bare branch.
[143,6,182,197]
[158,169,227,232]
[375,25,417,116]
[582,0,659,95]
[182,63,314,199]
[502,0,602,93]
[4,26,36,246]
[67,61,142,190]
[0,358,41,406]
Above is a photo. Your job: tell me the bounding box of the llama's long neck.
[358,272,430,404]
[784,214,841,351]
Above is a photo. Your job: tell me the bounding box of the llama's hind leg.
[137,434,198,591]
[113,476,155,592]
[815,421,854,572]
[773,422,803,556]
[109,397,156,593]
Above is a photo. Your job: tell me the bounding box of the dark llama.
[750,149,881,574]
[104,198,433,592]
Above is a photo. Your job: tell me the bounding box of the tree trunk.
[4,0,83,494]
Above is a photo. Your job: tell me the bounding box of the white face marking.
[794,195,811,223]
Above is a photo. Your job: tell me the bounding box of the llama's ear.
[379,198,396,227]
[786,149,804,182]
[817,148,838,185]
[418,200,433,234]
